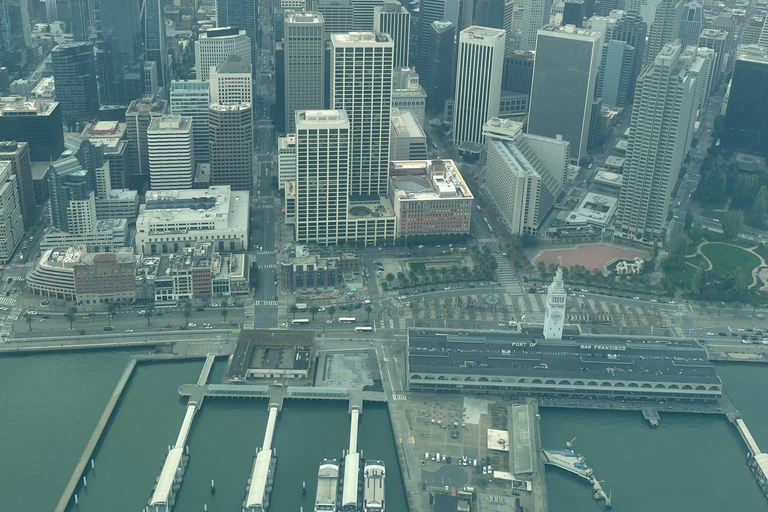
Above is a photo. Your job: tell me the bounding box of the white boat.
[314,459,339,512]
[363,460,385,512]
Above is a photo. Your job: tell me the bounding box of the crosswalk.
[253,251,277,256]
[392,393,408,401]
[0,296,16,306]
[257,264,277,269]
[476,237,497,244]
[495,256,524,294]
[254,300,278,306]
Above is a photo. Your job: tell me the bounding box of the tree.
[66,306,78,330]
[184,299,193,324]
[749,186,768,229]
[397,271,405,284]
[733,301,742,319]
[144,304,154,326]
[221,299,229,322]
[309,306,320,321]
[365,304,373,320]
[289,304,299,319]
[249,262,260,289]
[664,234,690,270]
[684,209,694,233]
[691,265,704,295]
[107,303,117,328]
[386,273,395,287]
[721,210,744,239]
[327,305,336,321]
[23,312,32,331]
[752,301,761,318]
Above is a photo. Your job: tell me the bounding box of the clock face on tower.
[550,311,562,321]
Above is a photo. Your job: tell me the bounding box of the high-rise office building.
[295,110,351,244]
[0,141,35,229]
[0,98,64,161]
[528,25,602,163]
[417,0,460,83]
[195,27,252,81]
[741,17,765,47]
[616,42,697,241]
[215,0,259,73]
[170,80,211,164]
[277,134,297,189]
[699,29,727,92]
[642,0,683,67]
[374,0,410,67]
[502,50,535,95]
[677,1,702,47]
[147,115,195,190]
[425,20,456,115]
[392,67,427,127]
[317,0,355,42]
[331,32,393,196]
[48,156,97,234]
[519,0,553,51]
[145,0,169,91]
[0,0,31,70]
[452,26,506,148]
[351,0,384,30]
[209,54,253,105]
[609,11,646,105]
[595,40,635,108]
[125,95,168,184]
[721,51,768,154]
[284,12,325,133]
[68,0,92,42]
[474,0,506,29]
[208,103,253,191]
[760,15,768,48]
[0,160,23,263]
[98,0,144,104]
[51,42,99,122]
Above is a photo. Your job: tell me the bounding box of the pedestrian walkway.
[257,264,277,269]
[477,236,497,244]
[253,251,277,256]
[495,256,525,295]
[254,300,278,306]
[0,296,17,306]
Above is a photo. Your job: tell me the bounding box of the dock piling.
[90,459,94,470]
[82,476,86,487]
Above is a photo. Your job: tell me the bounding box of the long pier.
[54,357,138,512]
[242,404,280,512]
[147,354,216,512]
[733,418,768,497]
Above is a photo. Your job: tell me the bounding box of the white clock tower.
[543,267,567,340]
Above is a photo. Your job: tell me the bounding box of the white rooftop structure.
[564,192,618,227]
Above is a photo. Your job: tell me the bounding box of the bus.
[338,317,356,324]
[355,326,373,333]
[291,319,310,325]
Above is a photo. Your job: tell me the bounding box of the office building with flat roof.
[390,108,428,161]
[277,134,296,189]
[125,95,167,183]
[147,115,195,190]
[284,11,325,133]
[642,0,683,67]
[425,21,456,115]
[374,0,410,67]
[721,51,768,155]
[209,103,253,191]
[0,98,64,162]
[51,42,99,122]
[392,67,427,128]
[317,0,355,42]
[195,27,252,81]
[0,161,23,263]
[0,141,35,229]
[170,80,210,164]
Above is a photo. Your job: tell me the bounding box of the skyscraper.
[417,0,460,83]
[616,42,697,241]
[0,0,31,70]
[170,80,211,164]
[145,0,169,91]
[125,95,168,185]
[721,51,768,154]
[519,0,553,51]
[677,1,702,47]
[48,156,97,234]
[51,43,99,122]
[502,50,535,96]
[284,12,325,133]
[642,0,683,67]
[208,104,253,191]
[452,26,506,147]
[0,141,35,229]
[374,0,411,67]
[699,29,727,92]
[210,54,253,105]
[216,0,259,73]
[351,0,385,30]
[595,40,635,108]
[609,11,646,104]
[0,160,23,264]
[195,28,252,81]
[331,32,393,196]
[294,110,351,244]
[474,0,506,29]
[68,0,91,42]
[317,0,355,42]
[425,20,455,115]
[98,0,144,104]
[527,25,603,162]
[147,115,195,190]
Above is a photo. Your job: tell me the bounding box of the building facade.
[0,141,35,229]
[195,27,252,81]
[208,103,253,191]
[425,21,456,115]
[527,25,602,163]
[374,0,410,67]
[677,1,702,47]
[125,95,167,183]
[277,134,297,189]
[721,52,768,154]
[519,0,552,51]
[0,99,64,161]
[392,67,427,128]
[616,42,697,241]
[209,54,253,105]
[0,160,23,263]
[284,12,325,133]
[147,115,195,190]
[452,26,505,148]
[170,80,210,164]
[51,42,99,122]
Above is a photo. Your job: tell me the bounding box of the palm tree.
[23,312,32,331]
[65,306,78,330]
[289,304,299,319]
[144,304,154,326]
[184,299,193,325]
[327,305,336,322]
[107,303,117,328]
[309,306,319,321]
[733,302,742,319]
[752,301,761,318]
[221,298,229,322]
[428,268,438,283]
[365,304,373,320]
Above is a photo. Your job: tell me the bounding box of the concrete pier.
[54,357,138,512]
[734,418,768,497]
[642,408,660,426]
[147,354,216,512]
[243,404,280,512]
[342,405,362,511]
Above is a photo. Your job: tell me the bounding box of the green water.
[2,351,767,512]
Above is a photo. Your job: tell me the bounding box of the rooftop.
[331,32,392,45]
[391,109,425,138]
[215,53,252,74]
[408,330,720,385]
[139,186,248,232]
[0,98,59,116]
[462,25,506,38]
[200,27,245,39]
[285,11,324,24]
[148,114,192,132]
[390,159,473,201]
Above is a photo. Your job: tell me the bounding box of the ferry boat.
[541,449,593,478]
[363,460,386,511]
[314,459,339,512]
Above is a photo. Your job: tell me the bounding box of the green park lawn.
[700,243,760,284]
